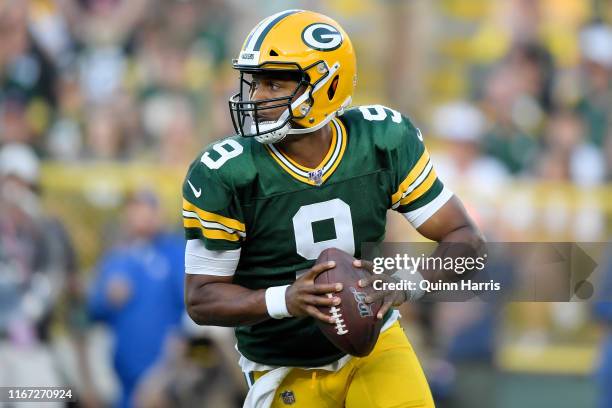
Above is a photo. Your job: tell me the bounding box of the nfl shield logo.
[280,390,296,405]
[308,169,323,186]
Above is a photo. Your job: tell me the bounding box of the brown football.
[314,248,384,357]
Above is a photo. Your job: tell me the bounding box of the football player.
[183,10,484,408]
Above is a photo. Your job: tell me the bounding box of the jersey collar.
[265,118,347,186]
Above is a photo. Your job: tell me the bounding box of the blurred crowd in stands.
[0,0,610,181]
[0,0,611,407]
[0,0,235,168]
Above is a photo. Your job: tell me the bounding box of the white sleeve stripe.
[185,239,240,276]
[183,210,246,237]
[401,187,453,228]
[392,160,434,208]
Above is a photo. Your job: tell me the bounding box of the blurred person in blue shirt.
[88,189,185,408]
[592,246,612,408]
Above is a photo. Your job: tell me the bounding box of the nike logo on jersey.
[187,180,202,198]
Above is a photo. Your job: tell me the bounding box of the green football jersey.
[182,105,444,367]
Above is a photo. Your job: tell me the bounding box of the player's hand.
[286,261,343,324]
[354,259,407,320]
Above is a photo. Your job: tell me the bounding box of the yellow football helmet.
[229,9,357,144]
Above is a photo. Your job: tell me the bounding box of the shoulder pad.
[342,105,422,150]
[186,136,256,190]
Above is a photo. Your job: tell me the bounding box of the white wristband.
[265,285,292,319]
[392,269,426,302]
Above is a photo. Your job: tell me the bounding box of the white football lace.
[327,293,348,335]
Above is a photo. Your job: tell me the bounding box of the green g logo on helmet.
[301,23,343,51]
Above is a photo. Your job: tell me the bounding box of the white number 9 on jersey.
[358,105,402,123]
[292,198,355,260]
[201,139,244,170]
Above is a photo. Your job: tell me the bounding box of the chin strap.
[290,61,340,116]
[287,95,351,135]
[253,61,342,144]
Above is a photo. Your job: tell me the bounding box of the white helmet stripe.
[244,14,278,52]
[244,10,302,52]
[243,19,266,51]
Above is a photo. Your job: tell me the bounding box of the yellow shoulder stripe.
[183,218,241,242]
[182,199,245,232]
[391,150,430,204]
